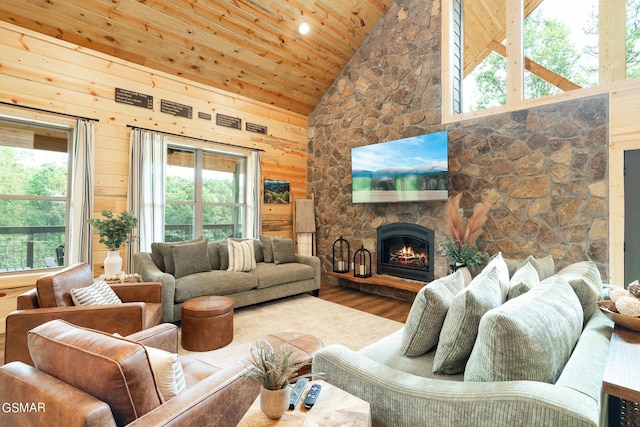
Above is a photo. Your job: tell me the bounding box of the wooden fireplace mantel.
[327,271,425,293]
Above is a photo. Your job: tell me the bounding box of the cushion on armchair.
[36,262,95,307]
[70,279,122,306]
[28,319,163,426]
[464,275,583,383]
[400,271,464,357]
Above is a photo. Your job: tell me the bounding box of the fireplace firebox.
[377,223,435,282]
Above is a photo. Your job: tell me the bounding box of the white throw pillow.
[70,279,122,306]
[145,346,186,402]
[482,252,510,302]
[228,239,257,272]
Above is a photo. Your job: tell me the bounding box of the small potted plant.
[244,341,312,419]
[87,209,137,277]
[440,194,490,279]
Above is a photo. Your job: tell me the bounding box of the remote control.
[288,378,309,410]
[303,383,321,409]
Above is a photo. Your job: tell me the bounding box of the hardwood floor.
[316,283,413,323]
[0,283,412,366]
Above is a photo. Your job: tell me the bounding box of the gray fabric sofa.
[134,236,320,322]
[313,258,614,427]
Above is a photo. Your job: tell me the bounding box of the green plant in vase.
[87,209,137,277]
[244,341,312,419]
[440,194,490,274]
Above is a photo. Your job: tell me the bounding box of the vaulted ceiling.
[0,0,394,116]
[0,0,549,116]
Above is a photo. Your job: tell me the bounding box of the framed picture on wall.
[264,179,290,204]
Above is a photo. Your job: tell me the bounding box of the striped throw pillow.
[228,239,256,272]
[70,279,122,306]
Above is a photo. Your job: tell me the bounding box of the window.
[0,117,71,271]
[445,0,634,116]
[165,145,246,242]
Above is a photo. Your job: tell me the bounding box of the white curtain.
[67,120,95,265]
[246,150,262,238]
[126,129,167,271]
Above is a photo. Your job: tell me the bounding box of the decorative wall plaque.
[115,88,153,109]
[161,99,193,119]
[246,122,268,135]
[216,113,242,130]
[198,112,212,121]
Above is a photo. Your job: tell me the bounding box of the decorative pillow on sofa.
[400,270,464,357]
[228,239,257,272]
[145,346,186,402]
[172,239,211,279]
[152,236,204,275]
[272,238,296,264]
[71,279,122,306]
[483,252,510,302]
[520,254,554,280]
[433,267,502,374]
[507,261,540,300]
[556,260,603,323]
[464,275,583,383]
[259,235,283,263]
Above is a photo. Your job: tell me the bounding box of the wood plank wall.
[0,21,308,281]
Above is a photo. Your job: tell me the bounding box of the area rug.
[178,294,404,368]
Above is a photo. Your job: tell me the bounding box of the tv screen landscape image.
[351,131,448,203]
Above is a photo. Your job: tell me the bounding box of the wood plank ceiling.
[0,0,393,116]
[0,0,551,116]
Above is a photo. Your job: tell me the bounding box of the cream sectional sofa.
[134,236,320,322]
[312,256,613,427]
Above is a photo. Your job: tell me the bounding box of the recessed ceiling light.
[298,22,310,35]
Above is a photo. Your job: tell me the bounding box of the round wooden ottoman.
[181,296,234,352]
[256,332,323,376]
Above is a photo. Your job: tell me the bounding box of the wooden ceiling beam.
[488,40,581,91]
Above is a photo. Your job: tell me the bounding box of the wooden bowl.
[597,300,640,331]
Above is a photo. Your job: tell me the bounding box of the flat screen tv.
[351,131,448,203]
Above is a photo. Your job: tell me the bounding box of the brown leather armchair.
[4,262,164,366]
[0,320,259,427]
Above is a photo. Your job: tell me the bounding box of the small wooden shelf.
[327,271,425,293]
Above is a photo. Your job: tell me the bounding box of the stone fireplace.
[377,223,435,282]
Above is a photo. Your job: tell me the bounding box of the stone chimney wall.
[307,0,609,282]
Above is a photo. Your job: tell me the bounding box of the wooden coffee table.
[237,380,371,426]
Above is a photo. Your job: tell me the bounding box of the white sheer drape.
[246,150,262,238]
[126,129,167,271]
[67,120,94,265]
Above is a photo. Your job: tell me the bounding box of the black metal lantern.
[332,236,350,273]
[353,244,372,278]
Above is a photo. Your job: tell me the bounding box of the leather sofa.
[0,320,259,426]
[4,262,163,366]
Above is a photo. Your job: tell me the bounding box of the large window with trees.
[165,145,246,242]
[445,0,639,117]
[0,118,70,271]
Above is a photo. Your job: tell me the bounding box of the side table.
[603,325,640,427]
[237,380,371,426]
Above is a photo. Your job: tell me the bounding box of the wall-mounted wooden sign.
[198,112,212,121]
[246,122,268,135]
[161,99,192,119]
[115,88,153,109]
[216,113,242,130]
